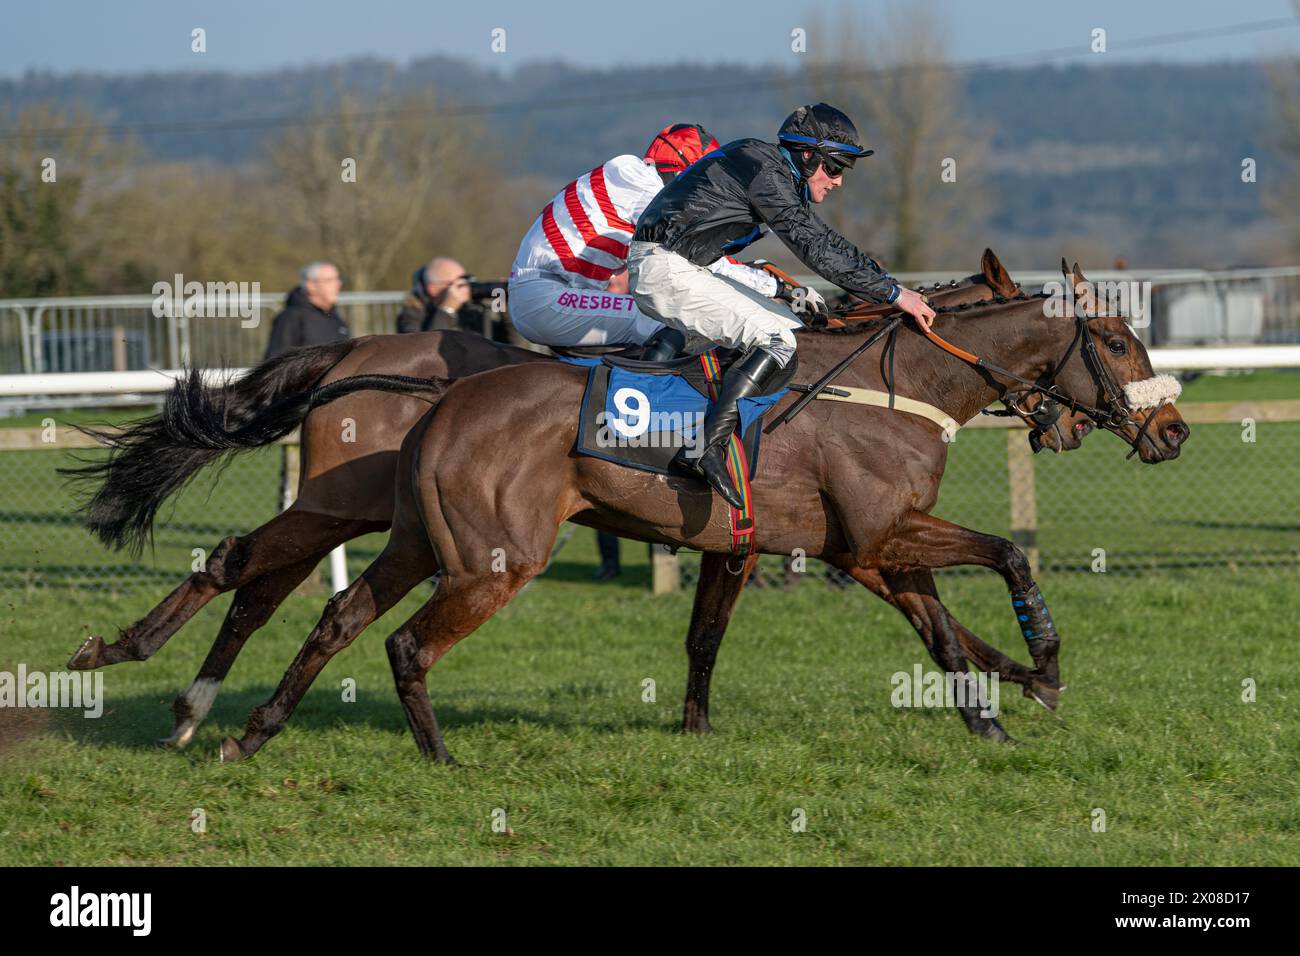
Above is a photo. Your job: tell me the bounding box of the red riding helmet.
[644,123,719,181]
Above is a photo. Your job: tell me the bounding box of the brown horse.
[214,263,1188,763]
[65,250,1075,746]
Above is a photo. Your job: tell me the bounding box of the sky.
[2,0,1299,78]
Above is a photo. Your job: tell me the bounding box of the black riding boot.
[675,348,784,508]
[639,327,686,362]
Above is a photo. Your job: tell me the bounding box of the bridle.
[765,276,1172,461]
[920,297,1168,460]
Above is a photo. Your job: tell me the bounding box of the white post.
[329,545,349,594]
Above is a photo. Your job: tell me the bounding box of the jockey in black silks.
[628,102,937,508]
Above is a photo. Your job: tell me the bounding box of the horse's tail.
[60,341,450,555]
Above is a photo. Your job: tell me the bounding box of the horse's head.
[1045,261,1189,463]
[1009,389,1094,453]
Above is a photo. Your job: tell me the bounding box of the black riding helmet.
[777,103,872,179]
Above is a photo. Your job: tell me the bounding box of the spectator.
[396,257,487,335]
[264,261,350,359]
[594,531,622,582]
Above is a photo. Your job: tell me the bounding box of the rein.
[755,260,917,327]
[916,303,1159,459]
[766,287,1164,460]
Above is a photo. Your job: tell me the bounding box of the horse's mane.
[799,292,1049,336]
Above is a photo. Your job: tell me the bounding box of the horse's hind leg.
[681,551,758,733]
[880,569,1012,742]
[68,509,359,670]
[160,552,327,749]
[219,527,437,762]
[385,564,543,763]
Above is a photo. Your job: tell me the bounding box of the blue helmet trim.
[778,132,868,156]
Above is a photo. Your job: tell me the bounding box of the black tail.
[60,341,450,555]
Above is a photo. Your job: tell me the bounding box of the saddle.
[551,342,725,372]
[568,349,794,555]
[571,349,791,472]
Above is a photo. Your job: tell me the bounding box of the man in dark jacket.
[629,103,936,508]
[263,261,350,359]
[395,257,488,336]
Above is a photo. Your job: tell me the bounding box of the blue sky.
[3,0,1298,77]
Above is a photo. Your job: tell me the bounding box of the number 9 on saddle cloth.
[567,348,796,479]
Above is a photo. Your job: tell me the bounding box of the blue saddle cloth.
[572,357,788,478]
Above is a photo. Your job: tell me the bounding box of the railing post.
[31,304,45,373]
[1006,428,1040,576]
[280,436,337,592]
[281,441,300,511]
[650,542,679,594]
[8,306,32,374]
[112,326,127,372]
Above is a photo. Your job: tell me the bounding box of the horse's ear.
[1060,258,1070,279]
[1070,262,1095,313]
[981,247,1015,296]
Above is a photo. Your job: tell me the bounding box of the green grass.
[1177,369,1299,403]
[0,372,1295,865]
[1,544,1296,866]
[3,417,1295,593]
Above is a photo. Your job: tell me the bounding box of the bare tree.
[1266,56,1300,250]
[264,89,460,292]
[0,105,130,296]
[802,0,988,271]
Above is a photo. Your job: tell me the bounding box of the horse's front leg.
[830,560,1059,710]
[875,569,1012,741]
[879,510,1063,693]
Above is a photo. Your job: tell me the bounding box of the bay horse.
[215,263,1188,762]
[67,252,1062,748]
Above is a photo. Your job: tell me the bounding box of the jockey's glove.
[776,281,830,326]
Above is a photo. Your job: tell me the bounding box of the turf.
[2,410,1297,592]
[1,538,1296,866]
[0,371,1295,865]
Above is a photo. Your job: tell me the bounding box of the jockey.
[628,102,937,508]
[508,124,781,361]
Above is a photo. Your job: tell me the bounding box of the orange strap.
[921,326,980,365]
[757,261,983,362]
[758,262,896,328]
[756,261,801,289]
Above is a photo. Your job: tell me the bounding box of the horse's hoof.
[218,736,246,763]
[682,719,714,734]
[978,720,1012,744]
[157,723,196,750]
[67,636,105,670]
[1024,680,1065,713]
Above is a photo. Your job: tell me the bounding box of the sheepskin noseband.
[1123,374,1182,409]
